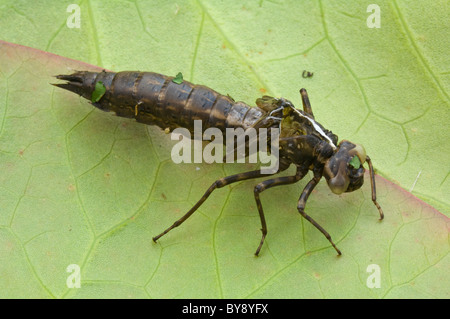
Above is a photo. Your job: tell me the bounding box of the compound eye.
[352,144,367,165]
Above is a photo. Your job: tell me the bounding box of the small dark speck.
[302,70,314,78]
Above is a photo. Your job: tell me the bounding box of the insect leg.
[253,166,308,256]
[152,168,284,244]
[366,155,384,220]
[297,176,342,255]
[299,88,315,119]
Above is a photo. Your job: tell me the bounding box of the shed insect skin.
[54,70,384,256]
[53,70,277,135]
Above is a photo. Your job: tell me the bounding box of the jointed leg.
[153,168,284,243]
[297,176,342,255]
[366,155,384,220]
[253,167,308,256]
[300,88,314,119]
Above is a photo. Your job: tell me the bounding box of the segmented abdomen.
[56,71,266,134]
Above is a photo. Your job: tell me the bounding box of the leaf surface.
[0,0,448,298]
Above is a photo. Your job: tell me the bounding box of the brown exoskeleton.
[54,71,383,256]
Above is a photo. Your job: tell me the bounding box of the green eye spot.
[172,72,184,84]
[91,81,106,103]
[349,155,361,169]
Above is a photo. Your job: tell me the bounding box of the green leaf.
[349,155,361,169]
[0,0,449,299]
[91,81,106,103]
[172,72,184,84]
